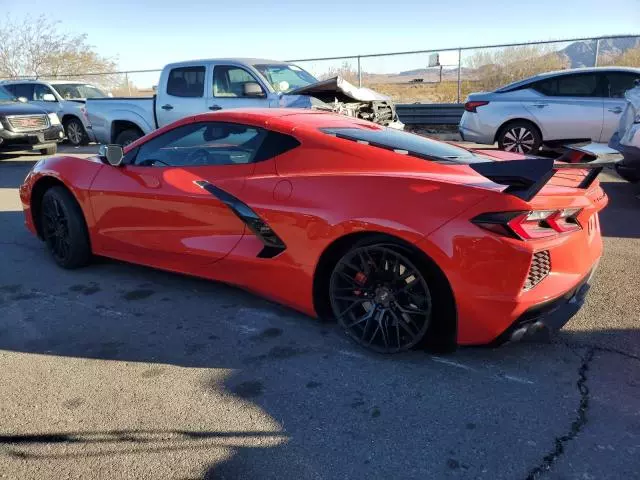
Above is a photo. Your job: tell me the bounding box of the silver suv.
[0,80,108,145]
[459,67,640,153]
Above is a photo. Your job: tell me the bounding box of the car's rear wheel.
[40,186,91,269]
[329,245,432,353]
[115,129,142,146]
[64,118,89,146]
[497,121,542,154]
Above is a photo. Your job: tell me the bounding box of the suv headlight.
[48,113,61,126]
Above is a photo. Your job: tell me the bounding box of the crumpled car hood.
[285,76,390,102]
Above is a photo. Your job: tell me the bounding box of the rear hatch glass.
[321,127,486,164]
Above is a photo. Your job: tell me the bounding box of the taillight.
[472,209,582,240]
[464,101,489,112]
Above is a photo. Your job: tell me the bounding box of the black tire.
[64,117,89,146]
[40,186,91,269]
[497,120,542,154]
[115,128,142,146]
[329,242,433,353]
[39,145,57,155]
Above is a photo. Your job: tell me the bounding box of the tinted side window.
[166,66,205,98]
[605,72,640,98]
[4,84,34,100]
[534,74,600,97]
[34,84,56,100]
[133,122,266,167]
[532,78,557,96]
[213,66,264,97]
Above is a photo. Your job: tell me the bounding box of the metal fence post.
[126,72,131,96]
[457,48,462,103]
[594,38,600,67]
[357,56,362,87]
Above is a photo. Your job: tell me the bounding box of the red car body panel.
[20,109,609,345]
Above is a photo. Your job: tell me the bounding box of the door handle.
[161,104,173,110]
[608,107,623,114]
[209,105,222,111]
[532,103,548,108]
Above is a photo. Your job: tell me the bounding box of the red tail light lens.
[473,209,582,240]
[464,101,489,112]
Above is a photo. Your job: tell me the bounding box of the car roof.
[495,66,640,92]
[164,58,295,69]
[0,79,93,85]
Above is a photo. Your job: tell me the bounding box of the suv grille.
[7,115,49,132]
[524,250,551,291]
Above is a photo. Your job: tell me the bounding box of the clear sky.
[4,0,640,85]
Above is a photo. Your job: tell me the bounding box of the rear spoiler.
[470,143,622,201]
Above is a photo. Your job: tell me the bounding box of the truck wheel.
[40,145,57,155]
[64,118,89,146]
[115,129,142,146]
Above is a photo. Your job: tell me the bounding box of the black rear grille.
[524,250,551,291]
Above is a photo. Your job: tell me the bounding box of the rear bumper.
[491,265,596,345]
[458,113,496,145]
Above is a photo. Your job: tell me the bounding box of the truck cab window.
[167,66,205,98]
[213,66,264,97]
[34,84,57,101]
[4,84,34,100]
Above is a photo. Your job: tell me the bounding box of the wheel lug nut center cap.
[374,287,393,306]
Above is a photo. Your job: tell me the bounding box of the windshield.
[321,127,483,164]
[253,64,318,93]
[53,83,107,99]
[0,86,16,102]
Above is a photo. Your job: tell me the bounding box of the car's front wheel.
[329,244,432,353]
[115,129,142,146]
[40,186,91,269]
[64,118,89,146]
[497,121,542,154]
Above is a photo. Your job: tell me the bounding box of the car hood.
[0,101,51,116]
[285,76,391,102]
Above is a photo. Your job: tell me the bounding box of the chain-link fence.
[2,35,638,103]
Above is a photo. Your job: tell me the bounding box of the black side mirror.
[243,82,265,98]
[99,144,124,166]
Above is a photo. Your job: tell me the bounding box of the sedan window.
[133,122,267,167]
[604,72,640,98]
[533,74,600,97]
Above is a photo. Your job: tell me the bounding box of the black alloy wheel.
[42,193,71,264]
[329,245,432,353]
[40,187,91,269]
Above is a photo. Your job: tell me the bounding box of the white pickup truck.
[86,58,403,145]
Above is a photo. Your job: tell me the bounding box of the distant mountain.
[561,37,640,67]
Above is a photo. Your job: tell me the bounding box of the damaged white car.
[86,58,403,146]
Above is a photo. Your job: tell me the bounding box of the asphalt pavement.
[0,145,638,480]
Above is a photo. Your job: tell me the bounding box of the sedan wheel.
[329,246,432,353]
[498,122,541,154]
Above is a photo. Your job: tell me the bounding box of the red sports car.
[19,109,615,353]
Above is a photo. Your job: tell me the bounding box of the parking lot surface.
[1,146,639,480]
